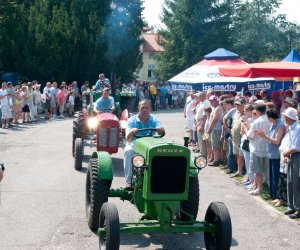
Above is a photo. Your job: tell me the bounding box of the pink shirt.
[57,90,66,104]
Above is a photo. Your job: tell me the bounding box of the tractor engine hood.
[134,137,190,165]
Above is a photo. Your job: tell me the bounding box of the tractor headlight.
[87,117,98,129]
[194,156,207,170]
[132,155,145,168]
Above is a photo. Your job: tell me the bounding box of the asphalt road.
[0,109,300,250]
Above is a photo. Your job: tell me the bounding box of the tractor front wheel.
[204,202,232,250]
[86,158,111,231]
[178,177,199,221]
[74,138,83,170]
[99,202,120,250]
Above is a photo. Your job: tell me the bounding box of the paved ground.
[0,109,300,250]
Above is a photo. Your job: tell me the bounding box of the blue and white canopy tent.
[168,48,275,92]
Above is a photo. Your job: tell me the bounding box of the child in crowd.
[21,85,30,123]
[68,91,75,117]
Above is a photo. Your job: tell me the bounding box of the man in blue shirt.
[282,107,300,219]
[124,99,165,189]
[93,88,115,114]
[93,73,110,91]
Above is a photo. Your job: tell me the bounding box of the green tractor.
[85,128,232,250]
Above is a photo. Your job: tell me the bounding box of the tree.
[157,0,233,80]
[102,0,144,82]
[229,0,296,62]
[0,0,144,84]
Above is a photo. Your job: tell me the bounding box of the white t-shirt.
[185,97,196,118]
[69,95,75,105]
[0,89,9,106]
[43,87,52,100]
[34,90,42,103]
[195,99,211,121]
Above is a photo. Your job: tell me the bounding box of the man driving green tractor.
[124,99,165,189]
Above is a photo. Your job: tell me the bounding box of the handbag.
[241,139,250,152]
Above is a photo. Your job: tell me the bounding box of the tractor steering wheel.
[134,128,165,138]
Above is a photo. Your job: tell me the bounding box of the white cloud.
[143,0,300,27]
[278,0,300,24]
[142,0,164,27]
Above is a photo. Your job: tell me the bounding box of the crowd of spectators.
[118,80,186,112]
[185,88,300,219]
[0,76,188,129]
[0,80,82,128]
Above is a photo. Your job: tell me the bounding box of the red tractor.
[72,90,128,170]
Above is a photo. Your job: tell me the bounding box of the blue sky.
[143,0,300,28]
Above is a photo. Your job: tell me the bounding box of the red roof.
[143,33,164,52]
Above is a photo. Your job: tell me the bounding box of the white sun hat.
[282,107,298,121]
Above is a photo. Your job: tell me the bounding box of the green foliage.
[157,0,234,80]
[157,0,300,81]
[0,0,144,84]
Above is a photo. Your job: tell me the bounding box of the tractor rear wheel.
[99,202,120,250]
[74,138,83,170]
[72,111,84,156]
[204,202,232,250]
[178,177,199,221]
[86,158,111,231]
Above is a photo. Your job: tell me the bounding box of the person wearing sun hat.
[281,97,295,115]
[282,107,300,219]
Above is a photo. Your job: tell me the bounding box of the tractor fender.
[91,151,113,180]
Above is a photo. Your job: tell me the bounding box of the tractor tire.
[178,177,199,221]
[72,111,84,156]
[99,202,120,250]
[86,158,111,231]
[204,202,232,250]
[74,138,83,170]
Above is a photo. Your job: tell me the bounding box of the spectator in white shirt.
[0,82,12,129]
[246,104,272,195]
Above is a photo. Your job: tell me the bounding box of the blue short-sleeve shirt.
[126,114,162,142]
[267,119,285,159]
[95,79,111,91]
[288,121,300,152]
[95,96,114,112]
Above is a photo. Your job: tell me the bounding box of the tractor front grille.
[150,156,187,193]
[98,127,118,147]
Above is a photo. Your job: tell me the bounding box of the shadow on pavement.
[112,157,124,177]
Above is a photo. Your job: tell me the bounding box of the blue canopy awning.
[204,48,239,60]
[282,48,300,62]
